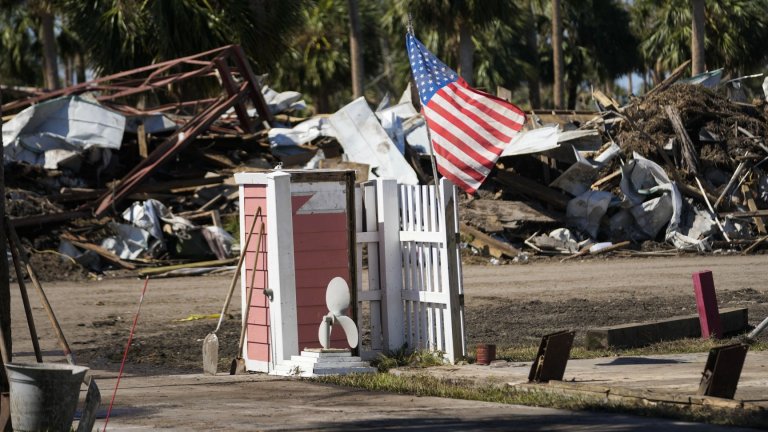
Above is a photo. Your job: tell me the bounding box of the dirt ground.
[6,254,768,373]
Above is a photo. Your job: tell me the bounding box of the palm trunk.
[458,21,474,86]
[40,10,61,90]
[347,0,364,99]
[552,0,565,109]
[76,52,86,84]
[691,0,706,75]
[525,0,541,109]
[567,77,578,110]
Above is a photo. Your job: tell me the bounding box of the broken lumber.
[459,223,520,258]
[60,233,136,270]
[740,183,766,235]
[665,105,700,175]
[138,258,237,276]
[645,60,692,98]
[494,171,570,210]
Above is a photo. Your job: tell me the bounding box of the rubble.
[2,49,767,278]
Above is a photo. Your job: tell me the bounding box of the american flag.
[406,33,525,194]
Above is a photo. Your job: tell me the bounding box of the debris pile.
[469,81,768,259]
[3,48,767,277]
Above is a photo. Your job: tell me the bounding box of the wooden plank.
[665,105,700,175]
[11,211,91,228]
[720,209,768,218]
[459,223,520,258]
[60,234,137,270]
[645,60,691,98]
[137,122,148,159]
[740,183,766,234]
[592,89,619,112]
[137,258,237,275]
[494,171,570,210]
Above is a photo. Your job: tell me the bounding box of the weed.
[371,346,447,372]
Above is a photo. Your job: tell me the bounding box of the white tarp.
[329,97,418,184]
[3,96,125,169]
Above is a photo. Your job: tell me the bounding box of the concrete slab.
[396,351,768,409]
[81,369,760,431]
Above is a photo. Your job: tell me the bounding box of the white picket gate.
[355,178,465,363]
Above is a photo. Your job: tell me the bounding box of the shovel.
[230,221,266,375]
[202,207,262,375]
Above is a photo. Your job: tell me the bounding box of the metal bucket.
[6,362,88,432]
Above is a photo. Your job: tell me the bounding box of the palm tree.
[348,0,364,98]
[60,0,308,76]
[1,0,60,88]
[389,0,517,87]
[0,6,41,86]
[633,0,768,82]
[272,0,383,112]
[691,0,706,74]
[552,0,564,109]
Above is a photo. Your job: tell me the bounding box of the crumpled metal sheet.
[566,190,613,239]
[2,95,125,169]
[329,97,418,184]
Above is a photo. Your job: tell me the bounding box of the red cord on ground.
[102,276,150,432]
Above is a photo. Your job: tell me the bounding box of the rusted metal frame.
[2,45,236,113]
[215,58,252,133]
[104,66,221,102]
[93,83,249,216]
[141,56,230,86]
[230,45,273,124]
[146,60,222,89]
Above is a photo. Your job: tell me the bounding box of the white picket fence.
[355,178,465,363]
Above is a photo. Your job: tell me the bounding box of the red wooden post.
[692,270,722,339]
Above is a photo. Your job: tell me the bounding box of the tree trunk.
[347,0,364,99]
[40,9,61,90]
[691,0,706,75]
[64,57,72,87]
[628,72,633,96]
[75,52,86,84]
[552,0,565,109]
[458,21,474,86]
[525,0,541,109]
[378,33,393,95]
[567,77,578,110]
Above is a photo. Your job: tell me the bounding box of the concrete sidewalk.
[80,359,765,431]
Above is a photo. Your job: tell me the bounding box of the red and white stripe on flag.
[423,79,525,194]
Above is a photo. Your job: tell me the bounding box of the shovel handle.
[7,220,74,364]
[6,223,42,363]
[237,222,266,354]
[214,206,262,333]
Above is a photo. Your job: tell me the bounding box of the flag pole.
[407,13,441,191]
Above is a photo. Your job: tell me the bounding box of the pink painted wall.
[291,195,350,350]
[242,184,271,362]
[242,180,353,362]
